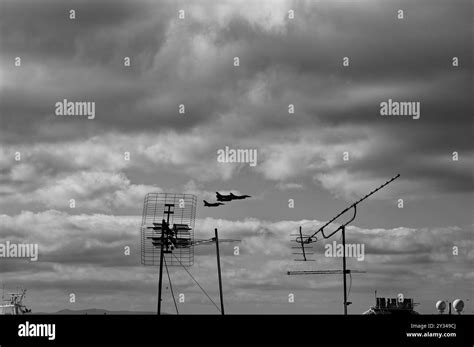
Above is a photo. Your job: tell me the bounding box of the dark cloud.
[2,0,470,140]
[0,0,165,62]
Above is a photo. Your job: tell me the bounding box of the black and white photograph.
[0,0,472,345]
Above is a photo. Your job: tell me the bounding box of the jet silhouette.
[203,200,225,207]
[216,192,251,202]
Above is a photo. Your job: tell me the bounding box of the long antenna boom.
[306,174,400,242]
[351,173,400,208]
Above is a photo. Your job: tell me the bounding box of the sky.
[0,0,472,314]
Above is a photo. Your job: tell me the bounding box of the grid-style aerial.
[141,193,197,266]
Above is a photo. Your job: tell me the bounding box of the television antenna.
[288,174,400,314]
[141,193,238,315]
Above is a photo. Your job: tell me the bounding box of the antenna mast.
[288,174,400,314]
[140,193,238,315]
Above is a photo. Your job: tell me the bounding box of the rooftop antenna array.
[288,174,400,314]
[1,288,31,315]
[141,193,197,267]
[140,193,237,315]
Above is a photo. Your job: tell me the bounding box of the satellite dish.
[435,300,446,313]
[452,299,464,314]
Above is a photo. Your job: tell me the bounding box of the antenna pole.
[214,228,225,315]
[342,225,348,315]
[157,204,175,315]
[157,219,166,315]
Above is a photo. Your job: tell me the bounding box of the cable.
[164,256,179,315]
[172,254,221,313]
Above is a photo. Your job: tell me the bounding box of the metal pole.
[342,225,348,315]
[157,219,166,315]
[215,228,225,315]
[157,205,174,315]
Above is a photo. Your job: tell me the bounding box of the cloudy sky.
[0,0,472,314]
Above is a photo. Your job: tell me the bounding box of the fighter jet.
[216,192,251,202]
[216,192,232,202]
[228,193,251,200]
[203,200,225,207]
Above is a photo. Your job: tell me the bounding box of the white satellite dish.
[452,299,464,314]
[435,300,446,314]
